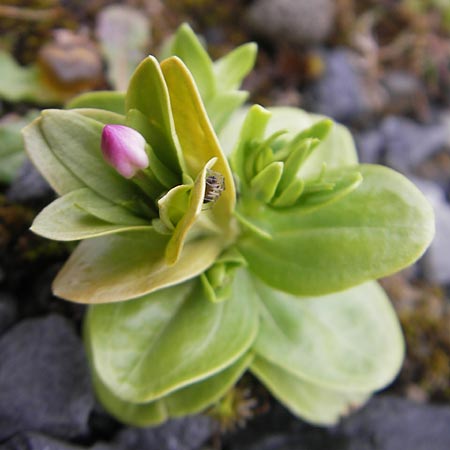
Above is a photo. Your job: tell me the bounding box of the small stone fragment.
[0,315,94,440]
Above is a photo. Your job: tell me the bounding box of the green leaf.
[238,165,435,295]
[214,43,257,91]
[89,350,252,426]
[250,161,283,203]
[96,5,150,90]
[31,188,150,241]
[86,270,258,402]
[166,23,215,102]
[252,280,404,392]
[165,159,219,265]
[125,56,183,173]
[251,356,369,426]
[220,107,358,168]
[0,111,38,183]
[206,90,248,134]
[52,230,224,303]
[23,117,84,195]
[263,108,358,177]
[66,91,126,115]
[69,108,126,125]
[161,57,236,223]
[39,110,143,212]
[0,51,64,105]
[230,105,272,183]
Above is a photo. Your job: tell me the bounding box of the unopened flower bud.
[101,125,149,178]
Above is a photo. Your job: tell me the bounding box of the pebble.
[225,396,450,450]
[114,415,214,450]
[381,116,447,174]
[246,0,335,47]
[305,49,372,123]
[412,178,450,284]
[6,159,53,203]
[0,315,94,440]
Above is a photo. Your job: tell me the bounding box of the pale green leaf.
[52,230,224,303]
[66,91,126,115]
[167,23,215,102]
[0,51,64,105]
[70,108,126,125]
[160,57,236,223]
[39,110,143,212]
[252,356,369,426]
[206,90,248,134]
[220,107,358,168]
[87,270,258,402]
[23,117,84,195]
[0,111,38,183]
[214,43,257,90]
[252,280,404,392]
[89,351,252,427]
[165,158,218,265]
[238,165,435,295]
[125,55,183,173]
[31,189,150,241]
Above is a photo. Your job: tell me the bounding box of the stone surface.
[225,396,450,450]
[246,0,335,47]
[354,128,384,164]
[412,178,450,284]
[6,159,52,203]
[338,396,450,450]
[0,315,94,440]
[0,432,88,450]
[305,50,371,122]
[381,116,447,173]
[0,291,17,336]
[114,416,214,450]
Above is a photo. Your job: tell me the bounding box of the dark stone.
[0,432,86,450]
[0,315,94,440]
[382,70,427,116]
[354,129,384,164]
[225,396,450,450]
[0,291,17,336]
[412,177,450,284]
[338,396,450,450]
[6,159,52,203]
[305,50,372,123]
[114,415,214,450]
[246,0,335,47]
[381,116,447,173]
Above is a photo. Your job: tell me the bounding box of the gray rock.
[354,129,384,164]
[339,396,450,450]
[115,415,214,450]
[0,315,94,440]
[0,432,120,450]
[246,0,335,47]
[0,432,86,450]
[0,291,17,336]
[382,70,426,116]
[227,396,450,450]
[6,159,52,203]
[381,116,447,173]
[412,178,450,284]
[306,50,371,122]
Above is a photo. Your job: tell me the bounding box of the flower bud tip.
[101,125,149,178]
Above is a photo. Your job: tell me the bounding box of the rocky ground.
[1,0,450,449]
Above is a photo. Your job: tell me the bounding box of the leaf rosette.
[24,25,435,427]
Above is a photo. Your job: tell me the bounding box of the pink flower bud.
[101,125,149,178]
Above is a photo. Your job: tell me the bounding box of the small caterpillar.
[203,169,225,206]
